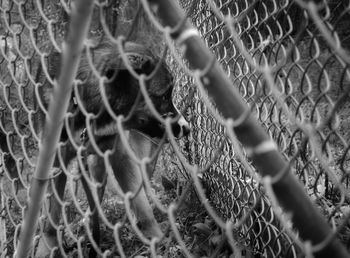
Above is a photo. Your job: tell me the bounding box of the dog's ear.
[117,42,156,74]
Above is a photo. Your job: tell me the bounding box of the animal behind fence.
[1,0,350,257]
[0,1,190,256]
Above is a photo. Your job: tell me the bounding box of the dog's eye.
[141,59,154,75]
[105,69,116,79]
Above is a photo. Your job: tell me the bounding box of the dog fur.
[33,40,188,257]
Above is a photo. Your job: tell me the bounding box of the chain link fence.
[174,0,350,257]
[1,0,350,257]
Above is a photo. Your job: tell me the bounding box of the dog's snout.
[171,115,190,138]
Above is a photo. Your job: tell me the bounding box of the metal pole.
[15,0,94,256]
[145,0,350,257]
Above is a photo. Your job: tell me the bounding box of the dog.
[33,40,189,257]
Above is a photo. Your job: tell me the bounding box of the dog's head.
[71,40,189,142]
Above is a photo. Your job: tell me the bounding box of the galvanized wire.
[1,0,350,257]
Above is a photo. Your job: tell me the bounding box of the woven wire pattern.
[0,0,350,257]
[176,0,350,256]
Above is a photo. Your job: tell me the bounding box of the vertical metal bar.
[15,0,94,256]
[145,0,350,257]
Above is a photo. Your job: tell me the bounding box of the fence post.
[15,0,94,257]
[144,0,350,257]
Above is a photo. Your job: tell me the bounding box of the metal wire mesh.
[0,0,350,257]
[175,0,350,256]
